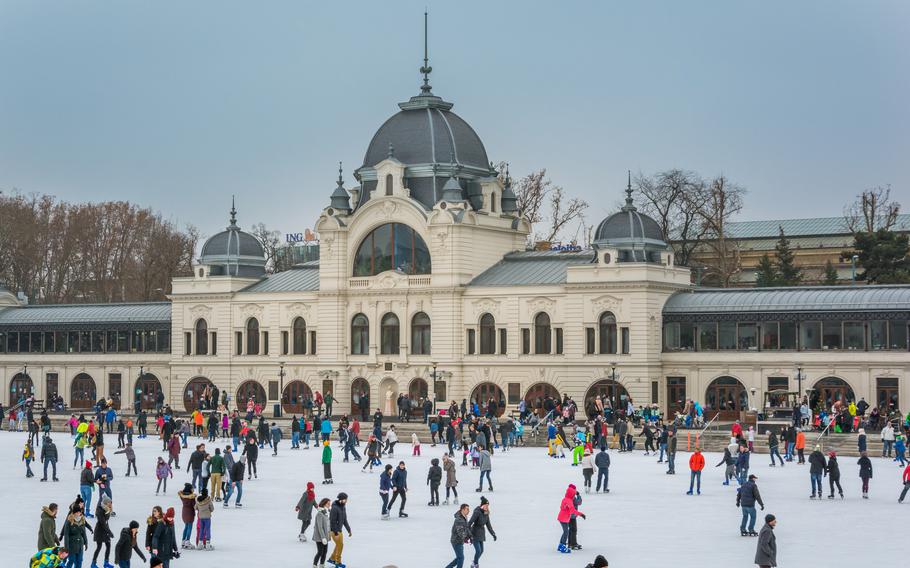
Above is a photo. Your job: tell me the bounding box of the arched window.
[352,223,431,277]
[351,314,369,355]
[246,318,260,355]
[385,174,394,196]
[292,317,307,355]
[411,312,431,355]
[534,312,551,354]
[381,313,400,355]
[599,312,617,354]
[195,319,208,356]
[479,313,496,355]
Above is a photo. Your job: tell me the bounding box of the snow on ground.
[4,430,904,567]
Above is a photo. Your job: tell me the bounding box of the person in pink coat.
[557,484,585,553]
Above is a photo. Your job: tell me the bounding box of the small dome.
[199,202,266,277]
[593,176,668,264]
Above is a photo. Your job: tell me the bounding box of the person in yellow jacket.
[30,546,69,568]
[23,441,35,477]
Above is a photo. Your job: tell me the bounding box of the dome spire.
[229,195,238,228]
[420,10,432,95]
[330,161,352,214]
[622,170,636,212]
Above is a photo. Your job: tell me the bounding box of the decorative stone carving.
[527,296,555,315]
[381,201,398,220]
[240,303,264,319]
[472,298,501,318]
[189,304,211,319]
[592,294,622,315]
[321,235,335,258]
[435,231,448,250]
[287,303,310,320]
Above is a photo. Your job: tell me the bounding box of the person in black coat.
[115,521,147,566]
[427,458,443,506]
[858,451,873,498]
[826,451,843,499]
[468,496,497,566]
[151,507,179,563]
[91,497,114,567]
[388,461,409,517]
[328,493,352,567]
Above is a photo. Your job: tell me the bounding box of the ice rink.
[6,430,904,567]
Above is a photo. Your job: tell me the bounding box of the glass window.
[698,323,717,351]
[663,322,680,351]
[719,322,737,350]
[352,223,432,276]
[159,331,170,352]
[131,331,143,352]
[844,322,864,350]
[737,323,758,350]
[310,330,317,355]
[117,331,128,353]
[598,312,617,354]
[235,331,243,355]
[19,332,30,352]
[780,321,797,350]
[499,328,507,355]
[263,331,269,355]
[521,328,530,354]
[6,331,18,352]
[40,332,52,353]
[351,314,369,355]
[0,331,5,353]
[293,317,307,354]
[106,331,118,353]
[555,328,564,354]
[822,321,841,350]
[467,329,476,355]
[534,313,551,354]
[281,331,289,355]
[679,323,695,350]
[195,319,208,355]
[146,331,158,353]
[800,321,821,350]
[80,331,91,353]
[380,313,400,354]
[411,312,431,355]
[585,328,595,354]
[890,320,908,350]
[55,331,66,353]
[869,320,887,350]
[246,318,260,355]
[761,322,779,350]
[479,314,496,355]
[621,327,630,354]
[31,331,43,353]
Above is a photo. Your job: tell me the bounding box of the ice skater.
[295,481,316,541]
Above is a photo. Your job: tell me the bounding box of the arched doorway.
[705,376,748,421]
[282,380,312,414]
[524,382,560,417]
[584,379,631,418]
[470,382,505,417]
[237,381,266,407]
[134,373,162,410]
[810,377,856,412]
[9,373,33,405]
[70,373,97,410]
[351,378,370,418]
[183,377,214,412]
[408,378,429,418]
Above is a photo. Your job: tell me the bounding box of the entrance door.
[108,373,122,410]
[877,377,898,414]
[666,377,686,419]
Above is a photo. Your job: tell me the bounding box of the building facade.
[2,74,909,418]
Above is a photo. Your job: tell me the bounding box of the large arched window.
[351,314,369,355]
[292,317,307,355]
[381,313,400,355]
[352,223,431,276]
[599,312,617,354]
[411,312,431,355]
[534,312,552,354]
[246,318,260,355]
[480,313,496,355]
[195,319,208,355]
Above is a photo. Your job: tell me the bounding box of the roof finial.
[419,10,433,95]
[229,195,238,227]
[337,161,344,186]
[625,170,634,207]
[387,143,395,159]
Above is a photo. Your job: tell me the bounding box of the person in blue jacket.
[320,417,333,444]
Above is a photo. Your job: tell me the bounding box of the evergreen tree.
[774,226,802,285]
[853,229,910,283]
[822,259,839,285]
[754,254,779,287]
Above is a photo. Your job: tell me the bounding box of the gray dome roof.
[594,209,665,244]
[199,204,266,277]
[362,106,489,171]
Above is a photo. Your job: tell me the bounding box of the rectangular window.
[651,381,659,405]
[555,328,564,354]
[43,331,54,353]
[282,331,289,355]
[159,331,171,353]
[507,382,521,405]
[117,331,128,353]
[761,322,779,350]
[131,331,142,353]
[585,328,595,354]
[521,328,530,354]
[6,331,17,352]
[719,321,737,350]
[184,332,192,355]
[467,329,476,355]
[0,331,5,353]
[822,321,841,350]
[263,331,269,355]
[780,321,797,350]
[209,332,216,355]
[235,331,243,355]
[109,373,122,409]
[869,320,887,350]
[844,322,865,350]
[92,331,104,353]
[767,377,789,408]
[147,331,158,353]
[46,373,59,400]
[621,327,630,354]
[877,377,899,410]
[30,331,41,353]
[268,381,279,401]
[800,321,821,350]
[310,331,317,355]
[889,320,907,350]
[698,323,717,351]
[498,328,507,355]
[663,322,678,351]
[737,323,758,350]
[106,331,117,353]
[19,332,31,353]
[768,376,789,391]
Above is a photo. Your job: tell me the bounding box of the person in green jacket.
[37,503,59,550]
[321,441,333,485]
[209,448,225,502]
[29,546,68,568]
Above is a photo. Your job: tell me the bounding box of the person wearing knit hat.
[328,493,351,567]
[754,514,777,567]
[295,481,317,542]
[79,461,95,519]
[114,519,146,566]
[151,507,179,565]
[826,451,844,500]
[468,495,497,567]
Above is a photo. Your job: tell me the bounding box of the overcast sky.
[1,1,907,243]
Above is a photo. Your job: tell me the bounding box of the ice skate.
[206,543,214,550]
[741,530,748,536]
[299,533,307,542]
[399,511,408,518]
[442,499,449,505]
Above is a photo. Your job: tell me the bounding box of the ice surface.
[5,432,903,567]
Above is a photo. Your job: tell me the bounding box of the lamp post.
[136,365,144,414]
[610,362,618,423]
[279,361,286,399]
[795,365,803,405]
[431,361,438,414]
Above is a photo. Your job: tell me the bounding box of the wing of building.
[2,63,908,419]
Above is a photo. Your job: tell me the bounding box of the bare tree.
[496,163,587,244]
[636,169,709,266]
[542,186,588,243]
[250,222,283,274]
[844,185,901,234]
[697,175,746,287]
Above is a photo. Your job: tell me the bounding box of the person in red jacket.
[557,485,585,554]
[899,463,910,503]
[687,448,705,495]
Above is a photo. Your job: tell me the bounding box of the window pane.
[679,323,694,350]
[467,329,476,355]
[0,332,5,353]
[889,320,907,350]
[159,331,171,352]
[869,320,887,350]
[822,321,841,350]
[522,328,530,354]
[844,322,864,350]
[393,224,413,273]
[414,228,431,274]
[499,328,507,355]
[373,223,394,274]
[353,232,373,276]
[663,322,680,351]
[761,322,779,350]
[719,322,736,350]
[800,321,821,350]
[780,321,797,349]
[555,328,563,354]
[698,323,717,351]
[621,327,630,354]
[31,331,43,353]
[585,328,595,354]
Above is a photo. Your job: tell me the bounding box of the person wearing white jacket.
[581,449,595,493]
[311,498,331,568]
[882,424,896,457]
[382,425,399,457]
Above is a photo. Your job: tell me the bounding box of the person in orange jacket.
[687,448,705,495]
[795,429,806,464]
